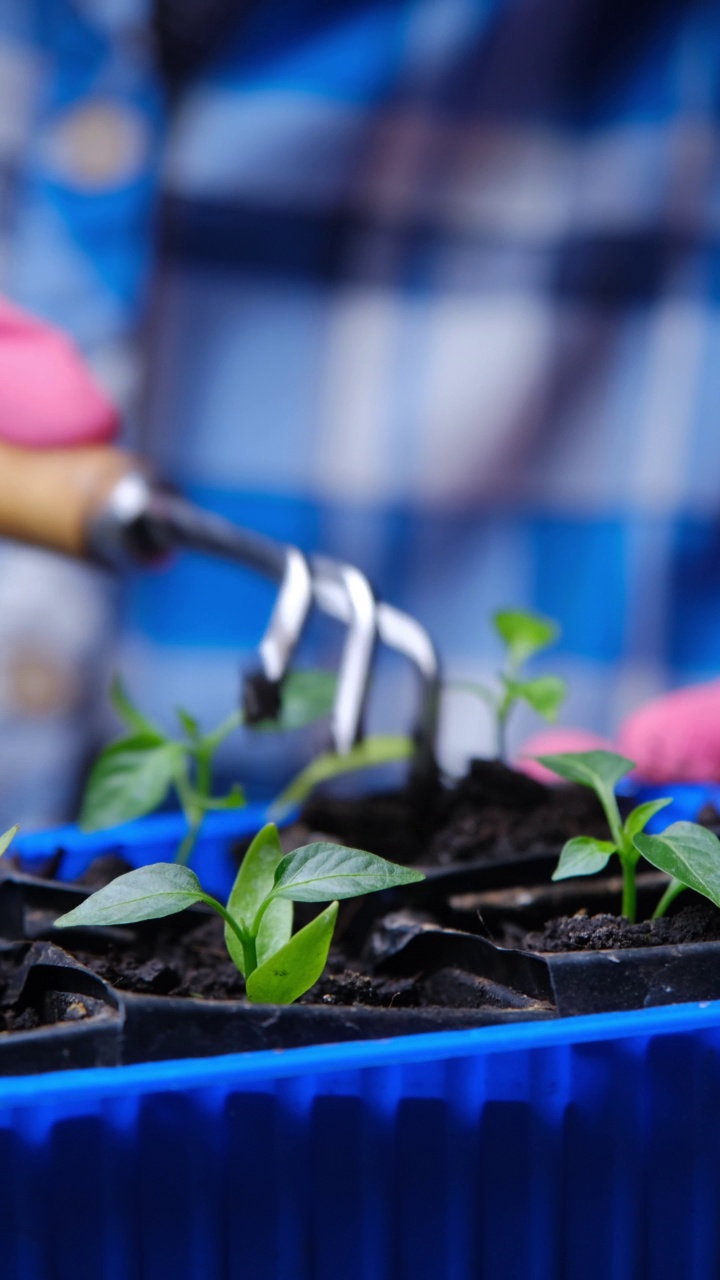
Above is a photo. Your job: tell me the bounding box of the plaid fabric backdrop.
[1,0,720,823]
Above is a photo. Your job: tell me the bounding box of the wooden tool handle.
[0,440,139,557]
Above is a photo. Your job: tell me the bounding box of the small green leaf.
[270,842,425,904]
[624,798,672,841]
[534,749,635,794]
[245,902,338,1004]
[270,734,414,817]
[79,737,185,832]
[0,825,19,858]
[176,707,200,741]
[634,823,720,909]
[110,676,164,742]
[503,675,566,721]
[494,610,559,666]
[200,784,246,812]
[552,836,618,881]
[224,823,292,973]
[53,863,206,928]
[254,670,338,732]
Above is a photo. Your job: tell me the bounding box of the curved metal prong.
[312,557,378,754]
[310,560,440,777]
[258,546,313,683]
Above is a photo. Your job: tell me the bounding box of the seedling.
[270,734,414,819]
[453,610,566,759]
[0,826,18,858]
[54,823,424,1005]
[537,749,720,922]
[81,671,338,866]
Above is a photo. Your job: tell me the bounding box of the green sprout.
[80,671,338,866]
[53,823,424,1005]
[0,826,18,858]
[453,609,566,760]
[537,749,720,923]
[270,734,415,820]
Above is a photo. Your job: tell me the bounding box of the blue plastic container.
[1,1000,720,1279]
[632,781,720,830]
[12,804,296,901]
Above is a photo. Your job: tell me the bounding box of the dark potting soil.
[525,900,720,953]
[299,758,616,866]
[67,912,445,1009]
[67,910,543,1012]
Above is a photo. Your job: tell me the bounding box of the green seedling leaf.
[203,784,246,811]
[270,734,414,817]
[110,676,164,742]
[534,749,635,794]
[623,797,672,841]
[270,842,425,904]
[0,825,19,858]
[264,670,338,731]
[494,610,559,666]
[53,863,207,928]
[634,823,720,909]
[503,675,566,721]
[245,902,338,1004]
[225,823,292,973]
[552,836,618,881]
[80,736,185,832]
[176,707,200,741]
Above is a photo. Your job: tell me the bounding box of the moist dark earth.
[525,900,720,952]
[66,910,545,1011]
[297,758,622,866]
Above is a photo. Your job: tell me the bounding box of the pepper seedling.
[452,609,566,759]
[54,823,424,1004]
[80,670,338,866]
[536,749,720,922]
[270,733,415,819]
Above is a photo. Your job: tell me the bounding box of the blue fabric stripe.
[160,198,720,303]
[203,0,411,103]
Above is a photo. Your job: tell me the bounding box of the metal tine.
[93,482,440,777]
[311,556,378,754]
[311,566,440,781]
[257,547,313,684]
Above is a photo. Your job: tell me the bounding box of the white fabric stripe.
[0,39,42,160]
[313,286,399,500]
[627,301,705,513]
[164,87,713,236]
[413,296,552,505]
[164,92,366,207]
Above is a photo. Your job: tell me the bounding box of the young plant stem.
[620,860,636,925]
[173,712,243,864]
[198,892,257,973]
[652,878,686,921]
[175,816,203,867]
[597,788,637,922]
[495,703,509,761]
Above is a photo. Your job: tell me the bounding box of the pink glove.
[618,681,720,783]
[0,298,118,447]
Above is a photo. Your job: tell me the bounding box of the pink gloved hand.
[515,727,616,784]
[618,681,720,783]
[0,298,118,447]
